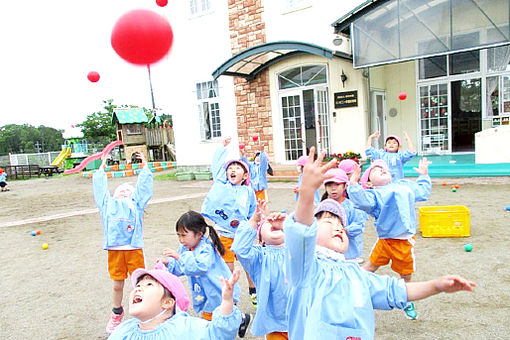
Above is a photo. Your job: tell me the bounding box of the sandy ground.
[1,173,510,339]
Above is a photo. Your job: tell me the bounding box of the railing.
[0,164,41,180]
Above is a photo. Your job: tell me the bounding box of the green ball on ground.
[464,243,473,252]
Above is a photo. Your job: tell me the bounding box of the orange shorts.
[255,189,268,202]
[220,235,237,263]
[107,249,145,280]
[202,312,212,321]
[369,237,416,276]
[266,331,289,340]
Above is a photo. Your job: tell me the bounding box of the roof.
[331,0,389,34]
[213,41,350,80]
[112,108,148,125]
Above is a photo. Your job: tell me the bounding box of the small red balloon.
[111,9,173,65]
[87,71,100,82]
[239,143,245,149]
[398,92,407,100]
[252,135,259,142]
[156,0,168,6]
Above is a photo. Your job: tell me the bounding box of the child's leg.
[363,238,390,273]
[112,280,125,308]
[389,237,417,319]
[219,236,236,272]
[363,261,380,272]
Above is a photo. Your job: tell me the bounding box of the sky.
[0,1,172,130]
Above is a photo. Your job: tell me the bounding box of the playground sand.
[1,173,510,339]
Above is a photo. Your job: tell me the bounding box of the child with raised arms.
[347,158,431,319]
[231,200,289,339]
[294,155,320,205]
[93,151,153,334]
[240,142,270,203]
[366,131,416,181]
[284,147,476,340]
[108,261,242,340]
[159,210,251,338]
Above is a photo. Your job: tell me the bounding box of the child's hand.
[100,152,108,169]
[349,163,362,185]
[369,131,380,140]
[267,212,286,230]
[162,248,180,260]
[300,147,338,191]
[136,151,147,164]
[293,186,300,194]
[249,199,267,228]
[414,157,431,175]
[157,257,169,265]
[221,268,240,302]
[403,131,410,141]
[223,137,232,147]
[435,275,477,293]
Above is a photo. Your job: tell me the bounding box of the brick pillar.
[228,0,273,158]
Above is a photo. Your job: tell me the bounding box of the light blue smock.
[347,175,431,239]
[341,198,368,260]
[241,151,268,192]
[0,172,6,182]
[231,221,288,336]
[165,237,240,314]
[365,147,416,181]
[296,173,321,205]
[201,146,257,238]
[108,307,241,340]
[284,214,408,340]
[93,167,153,249]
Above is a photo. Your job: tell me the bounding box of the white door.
[280,91,305,161]
[371,90,387,148]
[314,87,330,153]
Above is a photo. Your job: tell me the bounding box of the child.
[294,155,320,205]
[108,261,242,340]
[338,159,358,179]
[366,131,416,181]
[321,168,367,264]
[284,147,476,340]
[347,158,432,319]
[160,210,251,338]
[240,143,269,203]
[93,151,153,334]
[0,168,9,191]
[201,137,258,307]
[231,200,289,339]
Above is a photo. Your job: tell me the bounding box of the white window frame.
[196,80,222,141]
[189,0,212,17]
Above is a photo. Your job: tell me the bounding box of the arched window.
[278,65,327,90]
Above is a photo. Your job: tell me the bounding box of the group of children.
[93,133,476,340]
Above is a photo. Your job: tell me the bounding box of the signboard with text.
[334,90,358,108]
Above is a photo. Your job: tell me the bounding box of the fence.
[8,152,61,166]
[1,165,41,180]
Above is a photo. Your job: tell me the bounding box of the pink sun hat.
[296,155,308,166]
[384,135,402,149]
[224,159,251,186]
[360,159,389,189]
[131,261,190,312]
[323,168,348,185]
[338,159,358,175]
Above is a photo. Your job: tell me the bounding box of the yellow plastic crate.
[419,205,470,237]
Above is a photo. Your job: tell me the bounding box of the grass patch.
[154,170,178,181]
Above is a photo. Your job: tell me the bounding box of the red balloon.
[111,9,173,65]
[87,71,100,82]
[398,92,407,100]
[252,135,259,142]
[239,143,245,149]
[156,0,168,7]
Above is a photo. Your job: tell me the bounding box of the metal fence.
[8,152,61,166]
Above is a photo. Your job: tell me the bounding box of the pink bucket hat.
[360,159,389,189]
[131,261,190,312]
[314,198,347,226]
[224,159,251,186]
[384,135,402,149]
[338,159,358,175]
[323,168,348,185]
[296,155,308,166]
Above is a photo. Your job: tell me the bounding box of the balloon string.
[147,64,156,110]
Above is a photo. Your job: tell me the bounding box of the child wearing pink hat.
[366,131,416,181]
[294,155,320,205]
[108,261,242,340]
[347,158,432,320]
[321,168,368,264]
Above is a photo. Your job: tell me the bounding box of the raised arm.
[92,152,110,209]
[211,137,231,182]
[134,152,153,209]
[366,131,380,149]
[406,275,476,301]
[403,131,415,154]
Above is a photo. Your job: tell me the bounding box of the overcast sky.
[0,0,171,130]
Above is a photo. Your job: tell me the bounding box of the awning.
[333,0,510,68]
[212,41,349,80]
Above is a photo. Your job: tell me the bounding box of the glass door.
[315,87,330,153]
[419,83,450,154]
[371,90,387,148]
[451,79,481,152]
[281,92,304,161]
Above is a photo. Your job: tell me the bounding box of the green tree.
[76,99,117,144]
[0,124,63,155]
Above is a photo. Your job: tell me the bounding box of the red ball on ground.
[111,9,173,65]
[398,92,407,100]
[87,71,100,82]
[156,0,168,7]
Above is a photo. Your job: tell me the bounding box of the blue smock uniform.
[165,237,240,314]
[296,173,321,205]
[341,198,368,260]
[231,221,288,336]
[365,147,416,181]
[241,151,268,192]
[201,146,257,238]
[347,175,431,238]
[108,308,241,340]
[0,172,6,183]
[284,214,408,340]
[93,167,153,249]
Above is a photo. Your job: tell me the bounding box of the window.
[126,124,142,135]
[278,65,327,90]
[196,81,221,141]
[190,0,211,16]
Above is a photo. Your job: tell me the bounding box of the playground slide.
[51,147,71,167]
[63,140,123,175]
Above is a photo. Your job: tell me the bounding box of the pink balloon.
[111,9,173,65]
[156,0,168,7]
[398,92,407,100]
[239,143,245,149]
[87,71,100,82]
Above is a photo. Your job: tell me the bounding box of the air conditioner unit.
[330,34,351,56]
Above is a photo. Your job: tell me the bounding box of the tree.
[0,124,63,155]
[76,99,117,144]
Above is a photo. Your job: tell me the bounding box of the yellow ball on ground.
[42,243,49,250]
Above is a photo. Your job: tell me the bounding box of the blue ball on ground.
[464,243,473,252]
[31,231,36,236]
[505,205,510,211]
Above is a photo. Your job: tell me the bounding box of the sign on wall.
[334,90,358,108]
